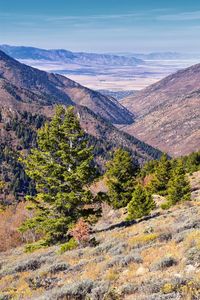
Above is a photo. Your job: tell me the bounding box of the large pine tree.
[105,149,138,209]
[20,105,98,246]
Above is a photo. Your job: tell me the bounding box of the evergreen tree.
[127,184,156,220]
[167,161,191,205]
[20,105,98,246]
[105,149,138,209]
[148,153,171,195]
[184,151,200,173]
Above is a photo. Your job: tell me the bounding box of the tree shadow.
[93,212,160,233]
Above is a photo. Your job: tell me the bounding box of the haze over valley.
[1,45,199,92]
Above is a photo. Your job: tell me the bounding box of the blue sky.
[1,0,200,52]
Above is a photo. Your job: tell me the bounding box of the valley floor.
[0,172,200,300]
[19,59,200,91]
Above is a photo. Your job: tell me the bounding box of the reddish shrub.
[69,218,90,246]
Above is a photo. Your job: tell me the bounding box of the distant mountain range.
[2,45,199,93]
[115,52,200,60]
[0,45,144,66]
[0,50,134,125]
[3,45,196,65]
[121,63,200,156]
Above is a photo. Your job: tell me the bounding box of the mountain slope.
[1,172,200,299]
[0,49,160,162]
[0,50,162,201]
[121,63,200,156]
[0,45,143,66]
[0,50,133,125]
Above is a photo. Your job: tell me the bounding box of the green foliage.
[20,105,99,246]
[167,161,191,205]
[148,153,171,195]
[105,149,138,209]
[160,202,171,210]
[25,240,48,253]
[5,111,46,149]
[59,238,78,254]
[0,145,35,202]
[139,159,159,179]
[139,154,193,209]
[127,184,156,220]
[182,151,200,173]
[0,111,46,202]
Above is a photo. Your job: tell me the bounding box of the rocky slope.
[121,63,200,156]
[0,50,134,125]
[0,172,200,300]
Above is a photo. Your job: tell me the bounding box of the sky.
[1,0,200,53]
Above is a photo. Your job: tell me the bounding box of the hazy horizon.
[1,44,200,56]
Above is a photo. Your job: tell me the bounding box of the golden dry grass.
[0,173,200,299]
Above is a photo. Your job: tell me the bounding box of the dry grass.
[0,202,28,252]
[104,267,120,282]
[184,230,200,249]
[0,173,200,299]
[128,233,158,247]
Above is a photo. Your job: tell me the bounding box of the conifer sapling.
[127,184,156,220]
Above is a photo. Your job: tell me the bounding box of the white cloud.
[45,13,146,23]
[159,10,200,21]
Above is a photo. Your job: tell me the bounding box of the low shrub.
[106,252,142,269]
[27,275,59,290]
[161,202,171,210]
[108,242,128,256]
[69,218,90,246]
[186,247,200,267]
[129,233,158,248]
[158,232,172,242]
[41,279,94,299]
[151,256,178,271]
[48,262,69,274]
[59,238,78,254]
[162,283,175,294]
[120,283,138,295]
[88,281,110,300]
[25,240,48,253]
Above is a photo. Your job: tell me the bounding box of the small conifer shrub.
[106,148,138,209]
[127,184,156,220]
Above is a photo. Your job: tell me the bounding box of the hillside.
[121,63,200,156]
[0,105,161,202]
[0,50,161,201]
[0,50,134,125]
[0,45,143,66]
[0,172,199,300]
